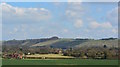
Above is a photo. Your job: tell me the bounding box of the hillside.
[75,39,118,48]
[2,37,118,49]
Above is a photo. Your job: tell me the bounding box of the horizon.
[2,36,118,41]
[1,2,118,40]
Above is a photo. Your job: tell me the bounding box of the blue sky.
[1,2,118,40]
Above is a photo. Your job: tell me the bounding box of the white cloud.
[74,20,83,28]
[1,3,51,23]
[63,29,69,33]
[15,8,25,16]
[65,1,85,29]
[90,21,112,29]
[66,10,77,17]
[65,1,84,19]
[112,29,118,34]
[90,21,100,29]
[84,29,90,33]
[68,0,82,3]
[101,22,112,28]
[14,28,18,32]
[1,3,13,12]
[9,28,18,34]
[106,7,118,26]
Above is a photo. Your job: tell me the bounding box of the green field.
[2,59,118,65]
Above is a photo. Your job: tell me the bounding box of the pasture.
[2,59,118,65]
[25,54,74,59]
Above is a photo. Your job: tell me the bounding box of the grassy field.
[2,59,118,65]
[25,54,74,59]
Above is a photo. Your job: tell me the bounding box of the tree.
[103,45,107,48]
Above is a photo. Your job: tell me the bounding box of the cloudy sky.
[1,2,118,40]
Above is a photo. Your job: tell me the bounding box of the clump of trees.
[2,45,118,60]
[63,47,118,60]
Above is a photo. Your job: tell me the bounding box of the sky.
[1,2,118,40]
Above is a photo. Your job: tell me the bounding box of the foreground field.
[2,59,118,65]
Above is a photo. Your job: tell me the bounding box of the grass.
[76,39,118,48]
[31,40,60,47]
[25,54,74,59]
[31,39,73,47]
[2,59,118,65]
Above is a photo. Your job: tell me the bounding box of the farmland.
[2,59,118,65]
[25,54,74,59]
[2,37,119,66]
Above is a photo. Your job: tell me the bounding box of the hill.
[2,37,118,49]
